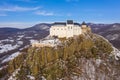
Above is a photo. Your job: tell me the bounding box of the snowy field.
[0,40,23,54]
[2,52,21,63]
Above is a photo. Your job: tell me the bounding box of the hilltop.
[0,33,120,80]
[0,22,120,72]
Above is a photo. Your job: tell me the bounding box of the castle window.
[68,27,70,29]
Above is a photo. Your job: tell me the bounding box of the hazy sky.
[0,0,120,28]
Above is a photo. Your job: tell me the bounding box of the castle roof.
[52,20,80,26]
[53,22,66,26]
[52,22,80,26]
[67,20,73,24]
[82,21,87,25]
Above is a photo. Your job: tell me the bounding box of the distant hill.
[24,23,51,31]
[0,23,50,66]
[0,27,21,34]
[90,23,120,49]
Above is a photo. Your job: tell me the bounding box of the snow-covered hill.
[0,23,50,66]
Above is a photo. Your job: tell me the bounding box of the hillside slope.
[0,33,120,80]
[90,23,120,49]
[0,23,50,66]
[1,22,120,71]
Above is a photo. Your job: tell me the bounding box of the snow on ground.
[40,39,57,44]
[17,32,24,35]
[0,67,3,71]
[17,41,23,45]
[0,67,2,70]
[34,34,38,36]
[0,39,14,43]
[111,47,120,60]
[0,65,8,71]
[30,39,38,44]
[2,52,21,63]
[41,76,46,80]
[19,45,29,51]
[0,44,19,53]
[106,34,119,40]
[18,35,24,38]
[27,75,35,80]
[8,37,13,39]
[17,35,24,40]
[108,25,120,31]
[25,37,33,39]
[8,68,20,80]
[43,39,60,45]
[31,38,61,47]
[40,26,49,30]
[96,59,102,67]
[0,41,23,54]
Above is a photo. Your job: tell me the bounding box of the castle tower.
[66,20,74,38]
[81,21,91,33]
[81,21,87,28]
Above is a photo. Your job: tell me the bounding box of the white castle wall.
[50,23,82,38]
[50,25,67,38]
[73,25,82,35]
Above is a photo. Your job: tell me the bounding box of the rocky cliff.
[0,33,120,80]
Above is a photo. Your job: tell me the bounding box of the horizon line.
[0,21,120,29]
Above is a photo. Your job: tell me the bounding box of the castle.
[50,20,91,38]
[32,20,91,47]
